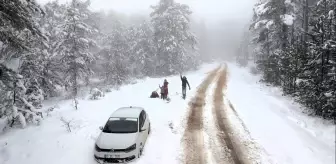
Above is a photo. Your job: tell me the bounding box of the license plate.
[104,154,120,158]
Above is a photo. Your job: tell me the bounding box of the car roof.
[110,106,144,118]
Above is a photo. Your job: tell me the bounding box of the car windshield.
[103,117,138,133]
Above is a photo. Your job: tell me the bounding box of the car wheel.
[138,147,143,158]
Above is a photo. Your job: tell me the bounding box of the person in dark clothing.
[161,79,169,100]
[150,91,160,98]
[180,75,190,99]
[159,85,164,99]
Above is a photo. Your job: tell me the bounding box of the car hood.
[96,132,138,149]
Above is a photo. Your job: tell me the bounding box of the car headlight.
[95,144,101,152]
[125,144,136,152]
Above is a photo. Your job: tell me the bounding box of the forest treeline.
[236,0,335,120]
[0,0,202,129]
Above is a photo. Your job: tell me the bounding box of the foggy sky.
[37,0,257,60]
[37,0,256,23]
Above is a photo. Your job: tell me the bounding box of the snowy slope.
[0,64,218,164]
[226,63,335,164]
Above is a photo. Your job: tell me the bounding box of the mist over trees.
[240,0,335,119]
[0,0,206,129]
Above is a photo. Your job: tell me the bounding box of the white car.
[94,106,151,163]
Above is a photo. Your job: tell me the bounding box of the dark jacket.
[163,81,168,88]
[163,81,169,94]
[180,75,190,88]
[150,91,159,98]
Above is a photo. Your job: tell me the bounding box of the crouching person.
[150,91,160,98]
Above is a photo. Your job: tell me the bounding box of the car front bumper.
[94,150,137,163]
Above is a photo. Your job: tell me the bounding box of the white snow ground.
[226,63,335,164]
[0,62,334,164]
[0,64,217,164]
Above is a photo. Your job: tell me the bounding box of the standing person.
[159,85,164,99]
[162,79,169,100]
[180,75,191,99]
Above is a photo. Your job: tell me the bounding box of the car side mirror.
[99,126,103,130]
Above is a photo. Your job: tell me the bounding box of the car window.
[103,117,138,133]
[139,111,145,128]
[143,111,146,121]
[139,112,143,129]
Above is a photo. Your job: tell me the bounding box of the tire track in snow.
[212,65,246,164]
[224,98,273,164]
[182,66,221,164]
[227,100,251,138]
[203,69,233,164]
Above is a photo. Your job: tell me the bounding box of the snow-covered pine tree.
[0,0,46,50]
[296,0,336,118]
[151,0,199,75]
[73,0,101,86]
[19,46,46,110]
[99,21,129,85]
[125,26,139,78]
[37,1,68,98]
[250,1,277,83]
[249,0,335,119]
[250,0,293,85]
[128,22,157,77]
[0,0,46,128]
[17,5,55,108]
[83,9,103,86]
[0,63,43,129]
[56,0,96,98]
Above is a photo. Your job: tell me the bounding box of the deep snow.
[0,62,334,164]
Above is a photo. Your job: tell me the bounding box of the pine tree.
[56,0,96,97]
[151,0,198,75]
[0,64,43,129]
[297,0,336,117]
[37,1,67,98]
[249,0,335,119]
[0,0,46,50]
[128,22,157,77]
[0,0,46,128]
[99,21,129,85]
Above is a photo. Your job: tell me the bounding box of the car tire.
[138,147,143,158]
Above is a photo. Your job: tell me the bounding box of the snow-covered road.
[0,62,334,164]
